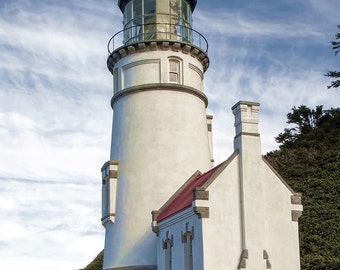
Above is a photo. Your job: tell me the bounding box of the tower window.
[113,69,118,94]
[169,58,181,83]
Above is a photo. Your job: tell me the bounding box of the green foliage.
[326,25,340,89]
[82,250,103,270]
[330,25,340,55]
[275,105,340,148]
[266,105,340,270]
[275,105,324,146]
[325,71,340,89]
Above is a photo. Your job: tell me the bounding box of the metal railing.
[107,22,208,54]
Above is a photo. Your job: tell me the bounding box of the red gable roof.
[156,161,226,223]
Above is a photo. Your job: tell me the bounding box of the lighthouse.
[101,1,303,269]
[101,0,213,269]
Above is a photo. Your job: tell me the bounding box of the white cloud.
[0,178,103,269]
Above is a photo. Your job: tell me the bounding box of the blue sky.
[0,0,339,269]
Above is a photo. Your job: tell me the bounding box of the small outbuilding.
[152,101,303,270]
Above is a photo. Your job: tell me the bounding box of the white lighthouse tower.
[101,0,213,269]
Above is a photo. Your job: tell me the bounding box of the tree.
[266,105,340,270]
[275,105,325,147]
[325,25,340,89]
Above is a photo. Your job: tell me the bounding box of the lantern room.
[118,0,196,44]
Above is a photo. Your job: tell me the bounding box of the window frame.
[183,232,193,270]
[163,237,173,270]
[168,57,182,84]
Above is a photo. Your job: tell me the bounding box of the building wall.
[262,162,302,269]
[111,50,205,94]
[235,134,268,269]
[200,154,243,270]
[157,208,204,270]
[156,154,302,270]
[200,155,301,270]
[154,101,302,270]
[229,101,302,269]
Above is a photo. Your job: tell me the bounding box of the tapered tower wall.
[102,1,212,268]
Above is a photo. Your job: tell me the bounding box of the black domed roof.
[118,0,197,12]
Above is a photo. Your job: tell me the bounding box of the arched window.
[163,236,173,270]
[183,232,193,270]
[182,224,194,270]
[168,58,181,83]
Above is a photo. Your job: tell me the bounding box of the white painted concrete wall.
[199,152,302,270]
[112,50,205,94]
[103,48,211,269]
[201,154,243,270]
[154,101,302,270]
[262,163,302,269]
[231,101,302,269]
[157,208,204,270]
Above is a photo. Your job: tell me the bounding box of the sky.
[0,0,339,269]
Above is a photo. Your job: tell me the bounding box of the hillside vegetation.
[83,105,340,270]
[265,105,340,270]
[82,250,103,270]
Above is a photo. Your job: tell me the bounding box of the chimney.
[231,101,265,266]
[232,101,261,155]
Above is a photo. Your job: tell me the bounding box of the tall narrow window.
[105,179,110,215]
[164,239,172,270]
[113,69,118,94]
[132,0,142,41]
[102,166,111,219]
[169,58,181,83]
[183,232,193,270]
[143,0,156,39]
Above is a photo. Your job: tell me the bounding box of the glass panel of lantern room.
[123,1,133,43]
[144,0,156,40]
[122,0,193,44]
[169,0,180,40]
[157,0,169,14]
[132,0,142,42]
[155,0,170,40]
[181,1,192,42]
[169,0,193,42]
[182,1,189,22]
[144,0,156,18]
[123,1,132,26]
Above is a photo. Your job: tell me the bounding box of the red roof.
[156,162,225,222]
